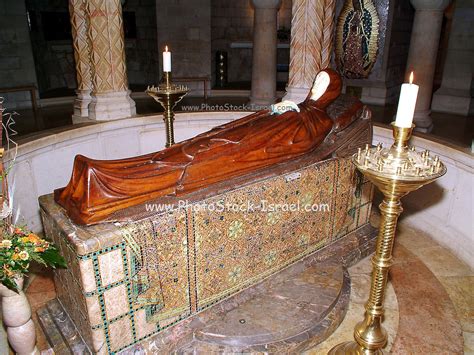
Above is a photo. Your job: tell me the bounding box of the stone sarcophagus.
[40,71,375,353]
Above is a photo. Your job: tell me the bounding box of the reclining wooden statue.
[55,69,364,225]
[43,68,375,353]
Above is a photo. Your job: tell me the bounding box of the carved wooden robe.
[55,70,348,225]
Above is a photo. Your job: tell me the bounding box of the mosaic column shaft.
[69,0,92,121]
[86,0,136,120]
[406,0,451,132]
[284,0,336,103]
[249,0,282,107]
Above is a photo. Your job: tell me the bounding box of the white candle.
[163,46,171,72]
[395,72,419,128]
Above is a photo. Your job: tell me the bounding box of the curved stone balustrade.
[5,115,473,269]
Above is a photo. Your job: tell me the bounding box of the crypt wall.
[210,0,292,86]
[123,0,160,86]
[432,0,474,116]
[0,0,39,109]
[0,0,159,106]
[156,0,211,80]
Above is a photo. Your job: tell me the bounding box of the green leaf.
[39,249,67,268]
[2,278,19,293]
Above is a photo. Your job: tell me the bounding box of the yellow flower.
[18,251,29,261]
[0,240,12,248]
[34,247,45,252]
[3,265,14,277]
[22,234,42,245]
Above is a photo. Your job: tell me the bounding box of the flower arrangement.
[0,101,66,292]
[0,225,66,291]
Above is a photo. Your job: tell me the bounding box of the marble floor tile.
[409,245,472,278]
[347,255,372,275]
[307,255,399,354]
[438,275,474,332]
[390,244,464,354]
[396,223,439,251]
[464,331,474,354]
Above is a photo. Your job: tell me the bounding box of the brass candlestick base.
[328,122,446,355]
[146,72,189,148]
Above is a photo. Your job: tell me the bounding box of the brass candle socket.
[146,72,189,148]
[328,122,446,355]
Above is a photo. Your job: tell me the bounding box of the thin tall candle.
[395,72,419,128]
[163,46,171,72]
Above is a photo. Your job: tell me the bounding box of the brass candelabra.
[329,122,446,355]
[146,72,189,148]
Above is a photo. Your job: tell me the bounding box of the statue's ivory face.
[310,72,330,101]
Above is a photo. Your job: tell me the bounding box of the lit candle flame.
[165,45,168,52]
[409,71,414,84]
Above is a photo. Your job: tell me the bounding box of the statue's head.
[309,68,342,108]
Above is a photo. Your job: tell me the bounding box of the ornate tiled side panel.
[192,158,373,311]
[41,211,95,350]
[41,157,373,354]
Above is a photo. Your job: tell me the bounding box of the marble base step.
[123,225,377,354]
[37,299,91,354]
[178,262,350,353]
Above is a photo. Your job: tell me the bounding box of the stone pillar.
[249,0,282,107]
[69,0,92,121]
[86,0,136,120]
[284,0,336,103]
[406,0,451,132]
[432,1,473,116]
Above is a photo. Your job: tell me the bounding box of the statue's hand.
[271,100,300,115]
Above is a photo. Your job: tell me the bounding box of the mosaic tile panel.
[41,210,94,349]
[42,156,373,354]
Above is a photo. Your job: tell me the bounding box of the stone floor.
[0,211,472,354]
[5,95,473,150]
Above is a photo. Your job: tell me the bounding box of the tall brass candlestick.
[146,72,189,148]
[329,122,446,355]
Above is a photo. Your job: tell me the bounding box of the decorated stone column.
[406,0,451,132]
[69,0,92,122]
[86,0,136,120]
[284,0,336,103]
[249,0,282,107]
